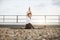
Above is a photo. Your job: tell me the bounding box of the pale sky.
[0,0,60,15]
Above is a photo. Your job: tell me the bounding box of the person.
[25,7,34,29]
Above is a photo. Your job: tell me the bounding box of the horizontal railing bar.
[0,15,60,16]
[5,19,16,20]
[0,19,59,20]
[4,22,16,23]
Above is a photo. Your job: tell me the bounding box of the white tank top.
[26,16,32,24]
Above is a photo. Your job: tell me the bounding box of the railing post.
[16,15,18,23]
[59,15,60,24]
[45,16,46,24]
[44,15,46,28]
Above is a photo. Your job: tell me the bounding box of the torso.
[26,16,32,24]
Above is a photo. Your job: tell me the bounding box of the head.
[27,13,32,18]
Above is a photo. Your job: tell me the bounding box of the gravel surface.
[0,28,60,40]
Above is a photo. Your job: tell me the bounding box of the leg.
[25,24,31,29]
[29,23,34,29]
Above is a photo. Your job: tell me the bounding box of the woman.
[25,13,34,29]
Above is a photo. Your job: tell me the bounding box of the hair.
[27,13,32,17]
[26,13,32,19]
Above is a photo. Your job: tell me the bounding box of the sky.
[0,0,60,15]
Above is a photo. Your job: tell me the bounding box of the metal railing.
[0,15,60,25]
